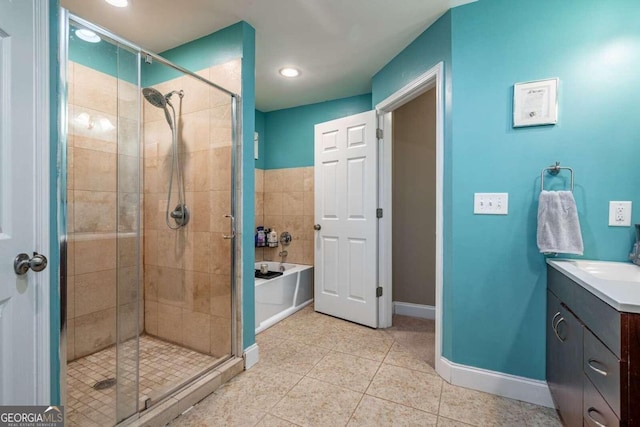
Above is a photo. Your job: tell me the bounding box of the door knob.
[14,252,48,275]
[314,224,321,231]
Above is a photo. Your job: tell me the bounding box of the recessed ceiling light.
[105,0,128,7]
[75,29,101,43]
[279,67,300,78]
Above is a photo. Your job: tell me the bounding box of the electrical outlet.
[474,193,509,215]
[609,201,632,226]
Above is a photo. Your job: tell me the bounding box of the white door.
[0,0,49,404]
[314,110,378,328]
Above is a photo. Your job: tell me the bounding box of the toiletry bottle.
[257,227,266,247]
[268,229,278,247]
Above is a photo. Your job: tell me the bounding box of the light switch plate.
[609,201,632,226]
[474,193,509,215]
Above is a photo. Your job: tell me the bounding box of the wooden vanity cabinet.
[547,267,640,426]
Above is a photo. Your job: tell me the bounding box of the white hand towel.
[537,190,584,255]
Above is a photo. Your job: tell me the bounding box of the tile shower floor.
[170,306,562,426]
[67,335,221,427]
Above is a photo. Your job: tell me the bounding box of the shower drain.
[93,378,116,390]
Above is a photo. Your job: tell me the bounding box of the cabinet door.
[547,290,583,427]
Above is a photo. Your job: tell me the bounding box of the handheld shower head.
[142,87,166,108]
[143,86,188,229]
[142,87,173,129]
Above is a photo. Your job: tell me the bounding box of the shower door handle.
[223,214,235,239]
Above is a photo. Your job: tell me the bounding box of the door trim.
[34,0,51,404]
[375,62,444,377]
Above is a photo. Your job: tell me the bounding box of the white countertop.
[547,259,640,314]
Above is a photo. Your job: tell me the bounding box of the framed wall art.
[513,78,558,127]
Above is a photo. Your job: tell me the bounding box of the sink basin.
[568,260,640,282]
[548,258,640,313]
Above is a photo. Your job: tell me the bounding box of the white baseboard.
[243,344,259,370]
[439,357,554,408]
[393,301,436,320]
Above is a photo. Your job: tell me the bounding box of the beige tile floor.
[169,306,562,426]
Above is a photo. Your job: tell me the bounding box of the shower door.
[64,11,237,426]
[65,17,142,425]
[139,56,237,408]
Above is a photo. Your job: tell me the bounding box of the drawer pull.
[587,359,608,376]
[551,311,562,329]
[553,317,566,342]
[587,407,607,427]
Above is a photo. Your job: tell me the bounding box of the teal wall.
[255,110,266,169]
[448,0,640,380]
[371,10,455,359]
[262,94,372,169]
[240,24,256,350]
[144,22,246,87]
[373,0,640,380]
[371,11,452,108]
[69,24,117,78]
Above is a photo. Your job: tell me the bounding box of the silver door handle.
[14,252,48,275]
[223,214,235,239]
[314,224,321,231]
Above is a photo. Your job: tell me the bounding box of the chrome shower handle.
[223,214,235,239]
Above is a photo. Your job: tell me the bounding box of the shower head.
[142,87,166,109]
[142,87,173,130]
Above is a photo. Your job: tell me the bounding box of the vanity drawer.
[584,375,619,427]
[584,328,621,418]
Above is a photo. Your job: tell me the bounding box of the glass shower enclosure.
[60,12,238,425]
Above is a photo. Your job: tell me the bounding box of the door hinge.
[376,208,383,218]
[376,287,383,297]
[376,128,383,139]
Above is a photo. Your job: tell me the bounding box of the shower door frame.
[58,10,242,419]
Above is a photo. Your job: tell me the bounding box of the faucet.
[278,231,291,268]
[278,249,288,268]
[629,224,640,266]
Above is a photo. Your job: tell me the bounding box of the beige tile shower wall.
[67,62,143,362]
[259,167,314,265]
[143,60,240,358]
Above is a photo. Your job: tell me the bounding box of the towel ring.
[541,162,574,192]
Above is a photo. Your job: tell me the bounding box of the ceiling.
[61,0,474,111]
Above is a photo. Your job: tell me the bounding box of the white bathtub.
[255,262,314,333]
